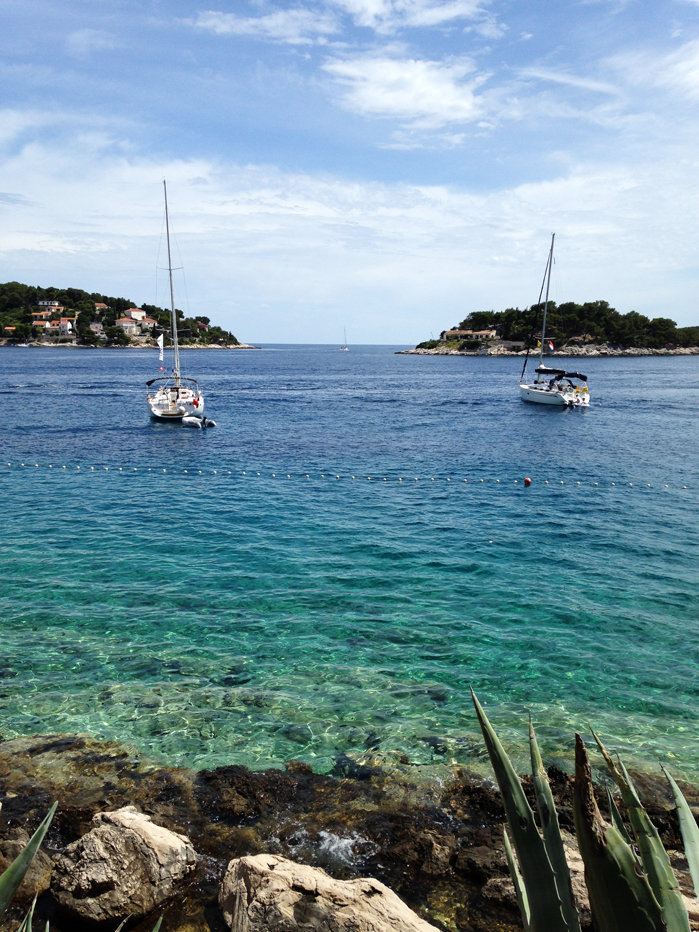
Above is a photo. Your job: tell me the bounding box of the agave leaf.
[114,920,130,932]
[150,918,163,932]
[503,825,531,931]
[662,765,699,898]
[0,801,58,918]
[592,730,689,932]
[16,894,37,932]
[573,735,664,932]
[529,717,581,932]
[471,689,568,932]
[606,788,633,846]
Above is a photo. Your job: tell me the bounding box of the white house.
[115,317,139,336]
[59,317,76,335]
[38,300,62,309]
[124,308,146,321]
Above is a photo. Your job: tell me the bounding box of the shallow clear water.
[1,346,698,777]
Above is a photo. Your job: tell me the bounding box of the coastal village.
[0,282,248,347]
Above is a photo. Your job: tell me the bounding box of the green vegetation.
[0,281,239,346]
[471,688,699,932]
[454,302,699,349]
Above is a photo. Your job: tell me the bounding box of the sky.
[1,0,699,343]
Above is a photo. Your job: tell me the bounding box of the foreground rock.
[220,854,440,932]
[52,806,196,925]
[1,733,697,931]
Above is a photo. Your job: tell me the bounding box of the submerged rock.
[219,854,440,931]
[52,806,196,924]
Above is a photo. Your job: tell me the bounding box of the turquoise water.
[1,347,698,777]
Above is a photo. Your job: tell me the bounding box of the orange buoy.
[524,477,532,487]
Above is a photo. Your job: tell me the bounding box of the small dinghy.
[182,416,216,429]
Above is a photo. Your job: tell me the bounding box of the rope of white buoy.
[0,462,691,489]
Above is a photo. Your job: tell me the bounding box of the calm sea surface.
[1,346,698,778]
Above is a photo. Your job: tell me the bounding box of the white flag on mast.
[157,333,164,362]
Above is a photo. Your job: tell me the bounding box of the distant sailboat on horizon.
[340,327,349,351]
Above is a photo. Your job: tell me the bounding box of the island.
[400,301,699,356]
[0,281,258,348]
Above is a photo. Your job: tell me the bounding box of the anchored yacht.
[147,181,206,422]
[519,234,590,408]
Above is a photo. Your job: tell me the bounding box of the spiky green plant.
[0,801,57,918]
[573,734,664,932]
[662,764,699,898]
[470,689,571,932]
[592,730,690,932]
[470,692,697,932]
[503,827,530,931]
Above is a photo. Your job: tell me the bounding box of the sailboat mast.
[539,233,555,369]
[163,180,180,387]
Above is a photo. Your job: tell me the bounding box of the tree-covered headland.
[0,281,239,346]
[419,301,699,350]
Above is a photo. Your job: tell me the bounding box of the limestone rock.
[219,854,440,932]
[52,805,196,924]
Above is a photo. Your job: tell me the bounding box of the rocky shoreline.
[398,343,699,357]
[1,733,696,932]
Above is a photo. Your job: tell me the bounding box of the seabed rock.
[219,853,440,931]
[52,806,196,925]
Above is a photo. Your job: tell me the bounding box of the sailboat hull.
[520,384,589,406]
[147,386,204,420]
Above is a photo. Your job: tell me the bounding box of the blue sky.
[1,0,699,342]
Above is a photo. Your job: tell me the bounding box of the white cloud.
[192,0,492,39]
[655,39,699,99]
[192,8,338,44]
[520,68,620,96]
[330,0,486,30]
[323,56,489,127]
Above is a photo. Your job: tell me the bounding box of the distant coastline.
[398,343,699,357]
[0,340,260,349]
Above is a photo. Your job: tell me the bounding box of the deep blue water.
[1,346,698,778]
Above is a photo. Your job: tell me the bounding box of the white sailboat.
[340,327,349,351]
[519,234,590,407]
[147,181,206,422]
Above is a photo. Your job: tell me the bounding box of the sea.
[1,346,698,780]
